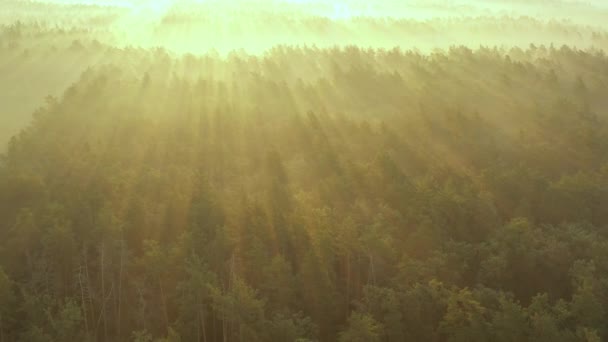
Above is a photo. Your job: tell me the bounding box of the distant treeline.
[2,2,608,53]
[3,0,608,147]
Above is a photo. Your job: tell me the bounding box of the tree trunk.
[117,240,124,340]
[213,310,217,342]
[96,284,114,338]
[79,265,89,338]
[200,309,208,342]
[346,253,351,318]
[196,310,201,342]
[101,242,107,341]
[0,312,4,342]
[159,278,170,333]
[222,313,228,342]
[136,286,147,332]
[84,251,94,323]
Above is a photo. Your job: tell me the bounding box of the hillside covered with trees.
[1,1,608,342]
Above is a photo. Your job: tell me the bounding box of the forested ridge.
[1,44,608,341]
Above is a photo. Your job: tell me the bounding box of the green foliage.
[338,312,382,342]
[0,267,11,305]
[49,299,85,342]
[210,277,267,342]
[267,312,318,342]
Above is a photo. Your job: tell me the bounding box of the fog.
[2,0,608,146]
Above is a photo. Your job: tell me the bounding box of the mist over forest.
[2,0,608,146]
[1,1,608,342]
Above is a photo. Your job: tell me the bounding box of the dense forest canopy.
[1,1,608,342]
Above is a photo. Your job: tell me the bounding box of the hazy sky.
[27,0,608,26]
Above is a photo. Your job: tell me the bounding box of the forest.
[1,1,608,342]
